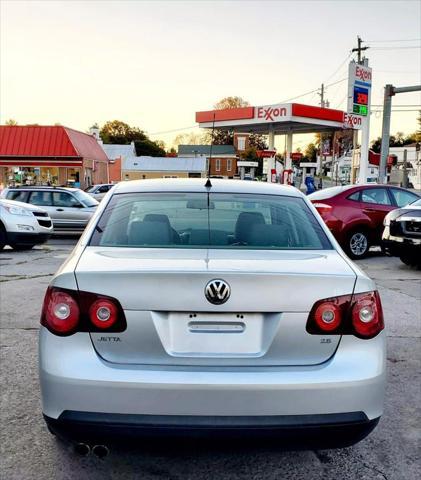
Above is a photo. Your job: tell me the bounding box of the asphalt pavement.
[0,239,420,480]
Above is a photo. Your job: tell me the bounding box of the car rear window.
[6,190,29,202]
[90,192,332,250]
[307,186,346,201]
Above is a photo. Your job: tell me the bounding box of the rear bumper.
[44,411,380,447]
[39,328,386,426]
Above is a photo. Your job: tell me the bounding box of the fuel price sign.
[347,62,372,119]
[352,86,369,116]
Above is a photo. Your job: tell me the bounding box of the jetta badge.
[205,279,231,305]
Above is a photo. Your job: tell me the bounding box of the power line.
[323,52,353,84]
[371,104,421,107]
[149,125,198,136]
[278,78,347,104]
[278,87,320,103]
[372,109,420,112]
[370,46,421,50]
[367,38,421,43]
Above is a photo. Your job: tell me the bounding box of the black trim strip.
[57,411,369,429]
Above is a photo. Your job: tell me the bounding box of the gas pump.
[281,169,293,185]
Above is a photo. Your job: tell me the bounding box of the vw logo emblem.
[205,279,231,305]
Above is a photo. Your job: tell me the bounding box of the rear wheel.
[10,244,35,251]
[345,229,370,259]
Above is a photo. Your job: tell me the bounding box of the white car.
[0,198,53,250]
[39,179,385,451]
[84,184,115,201]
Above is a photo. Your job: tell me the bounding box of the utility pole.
[352,36,369,64]
[379,84,421,183]
[402,149,408,188]
[351,36,371,185]
[318,83,325,108]
[317,84,326,178]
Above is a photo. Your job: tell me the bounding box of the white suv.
[0,198,53,250]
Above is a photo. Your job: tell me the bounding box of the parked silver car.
[0,198,53,250]
[39,179,385,449]
[1,186,98,233]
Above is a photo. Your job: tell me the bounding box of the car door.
[360,188,394,241]
[52,191,88,230]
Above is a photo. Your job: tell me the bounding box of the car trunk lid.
[75,247,356,366]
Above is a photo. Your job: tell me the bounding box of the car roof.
[112,178,303,197]
[5,186,78,191]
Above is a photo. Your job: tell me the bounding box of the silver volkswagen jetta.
[39,179,385,448]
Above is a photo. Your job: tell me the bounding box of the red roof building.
[0,126,109,188]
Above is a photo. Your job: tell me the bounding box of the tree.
[371,131,419,153]
[214,96,250,110]
[100,120,146,144]
[249,133,268,150]
[304,143,318,162]
[172,132,209,148]
[205,97,268,149]
[240,147,264,176]
[5,119,18,125]
[134,139,166,157]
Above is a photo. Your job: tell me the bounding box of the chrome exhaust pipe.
[74,443,91,456]
[92,445,110,458]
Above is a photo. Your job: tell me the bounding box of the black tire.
[10,244,35,251]
[399,254,418,267]
[345,229,370,259]
[0,223,6,250]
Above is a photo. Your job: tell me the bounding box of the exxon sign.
[344,113,363,130]
[256,105,289,122]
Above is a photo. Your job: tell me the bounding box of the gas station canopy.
[196,103,349,134]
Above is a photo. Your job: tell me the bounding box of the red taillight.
[314,302,342,332]
[313,202,332,217]
[42,288,80,334]
[307,291,384,339]
[41,287,126,336]
[89,299,118,329]
[352,291,384,339]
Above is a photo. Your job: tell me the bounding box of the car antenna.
[205,112,216,188]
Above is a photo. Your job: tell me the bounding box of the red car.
[308,185,419,259]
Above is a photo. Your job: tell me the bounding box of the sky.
[1,0,420,151]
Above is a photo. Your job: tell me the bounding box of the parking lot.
[0,238,420,480]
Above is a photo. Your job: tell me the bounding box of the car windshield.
[90,192,332,250]
[73,190,99,207]
[84,186,95,193]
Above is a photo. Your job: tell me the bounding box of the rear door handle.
[56,208,64,211]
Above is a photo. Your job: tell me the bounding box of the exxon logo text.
[257,106,287,121]
[344,114,362,128]
[355,66,372,83]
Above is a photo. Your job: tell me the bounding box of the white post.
[267,128,275,182]
[358,118,370,183]
[286,130,293,170]
[301,167,307,189]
